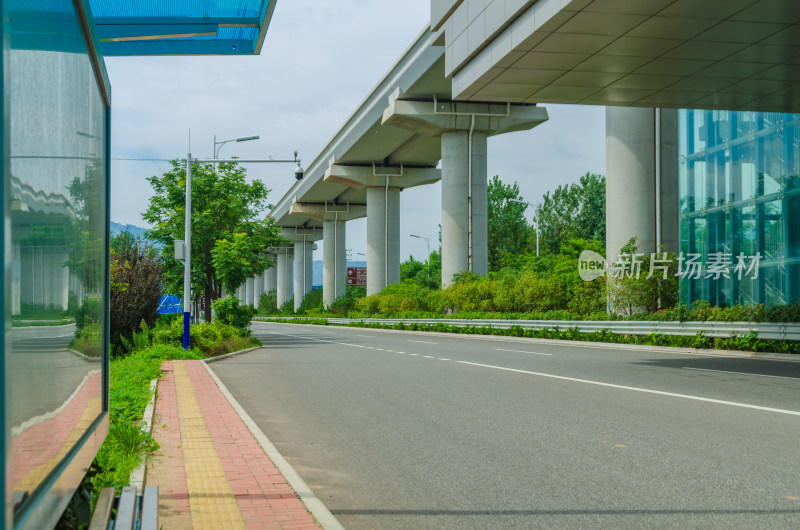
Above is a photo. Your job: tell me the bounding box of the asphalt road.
[211,322,800,529]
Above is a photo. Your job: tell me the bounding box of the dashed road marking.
[496,348,552,356]
[409,340,436,345]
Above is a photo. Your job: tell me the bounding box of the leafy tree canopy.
[487,176,533,271]
[143,159,287,321]
[533,172,605,255]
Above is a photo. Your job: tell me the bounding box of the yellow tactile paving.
[173,361,246,529]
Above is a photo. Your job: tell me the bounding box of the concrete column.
[264,263,277,293]
[276,252,293,308]
[440,130,488,286]
[293,240,314,311]
[606,107,679,262]
[381,99,546,288]
[366,185,400,295]
[245,277,254,306]
[253,275,263,309]
[323,218,347,307]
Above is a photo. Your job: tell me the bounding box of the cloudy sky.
[106,0,605,261]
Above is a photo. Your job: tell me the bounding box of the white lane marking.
[397,352,407,354]
[409,353,420,356]
[495,348,553,356]
[683,367,800,381]
[266,331,367,350]
[423,355,435,359]
[409,340,436,344]
[456,361,800,417]
[356,335,373,338]
[438,358,451,361]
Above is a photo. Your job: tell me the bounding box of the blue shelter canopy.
[88,0,276,55]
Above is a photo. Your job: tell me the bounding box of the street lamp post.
[409,233,432,285]
[409,233,431,258]
[507,198,539,257]
[181,151,304,349]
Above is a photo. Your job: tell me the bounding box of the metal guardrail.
[257,317,800,342]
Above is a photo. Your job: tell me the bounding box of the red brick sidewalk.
[147,360,319,529]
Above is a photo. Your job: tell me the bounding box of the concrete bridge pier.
[288,202,367,307]
[382,99,548,286]
[245,278,254,306]
[283,228,322,311]
[366,185,401,296]
[322,218,346,306]
[264,256,277,294]
[275,248,293,309]
[253,274,263,309]
[606,107,679,262]
[323,164,440,295]
[441,129,489,281]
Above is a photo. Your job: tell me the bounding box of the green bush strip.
[260,317,800,355]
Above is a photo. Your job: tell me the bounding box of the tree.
[607,237,679,316]
[533,172,605,255]
[487,176,533,271]
[212,232,274,296]
[143,159,287,322]
[109,232,162,354]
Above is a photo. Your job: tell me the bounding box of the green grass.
[93,344,202,494]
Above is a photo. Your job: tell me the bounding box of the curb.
[203,346,260,363]
[129,378,157,494]
[201,361,344,530]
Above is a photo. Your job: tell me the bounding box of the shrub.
[109,234,163,354]
[212,296,254,332]
[153,318,258,357]
[258,290,278,315]
[297,288,324,314]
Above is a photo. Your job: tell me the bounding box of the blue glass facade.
[679,110,800,306]
[4,1,111,528]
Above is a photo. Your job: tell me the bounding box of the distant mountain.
[110,222,162,248]
[312,260,366,287]
[110,221,149,239]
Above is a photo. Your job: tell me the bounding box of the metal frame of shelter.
[89,0,277,56]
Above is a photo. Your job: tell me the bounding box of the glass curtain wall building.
[4,1,110,529]
[679,110,800,307]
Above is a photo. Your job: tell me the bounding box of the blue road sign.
[158,295,183,314]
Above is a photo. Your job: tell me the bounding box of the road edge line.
[200,360,344,530]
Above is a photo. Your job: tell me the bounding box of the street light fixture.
[181,148,303,349]
[409,233,433,286]
[409,233,431,258]
[213,134,260,159]
[507,198,539,257]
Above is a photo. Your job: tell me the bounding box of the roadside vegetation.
[254,173,799,353]
[61,224,265,527]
